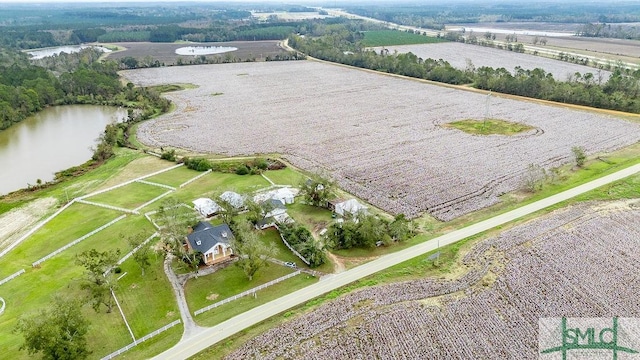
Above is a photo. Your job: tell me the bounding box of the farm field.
[360,30,447,47]
[124,61,640,221]
[375,42,610,80]
[105,40,289,65]
[225,200,640,358]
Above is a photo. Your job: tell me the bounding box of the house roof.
[219,191,245,209]
[253,187,298,203]
[334,199,367,216]
[186,222,234,254]
[192,198,222,216]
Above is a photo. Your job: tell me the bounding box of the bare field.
[105,40,288,65]
[123,61,640,220]
[376,42,610,80]
[226,202,640,359]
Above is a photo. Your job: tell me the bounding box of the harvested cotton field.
[375,42,610,81]
[225,202,640,359]
[123,61,640,220]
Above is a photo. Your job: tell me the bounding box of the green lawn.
[172,172,270,203]
[287,202,334,232]
[361,30,447,47]
[144,166,202,188]
[258,228,302,264]
[263,167,307,186]
[444,118,535,136]
[193,273,318,327]
[86,182,169,209]
[0,203,122,279]
[185,262,295,316]
[118,324,183,360]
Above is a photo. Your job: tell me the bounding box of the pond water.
[175,46,238,56]
[0,105,127,195]
[26,45,112,60]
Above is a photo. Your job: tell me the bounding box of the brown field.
[122,61,640,221]
[226,201,640,359]
[104,40,288,65]
[376,42,609,80]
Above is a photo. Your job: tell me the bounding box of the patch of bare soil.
[206,293,219,301]
[326,252,346,273]
[0,197,58,253]
[95,156,174,191]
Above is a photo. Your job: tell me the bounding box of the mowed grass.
[86,181,169,209]
[172,172,270,204]
[144,166,202,188]
[258,228,301,264]
[263,167,307,186]
[185,262,295,317]
[361,30,447,47]
[193,273,318,327]
[0,203,122,279]
[287,202,334,232]
[444,119,535,136]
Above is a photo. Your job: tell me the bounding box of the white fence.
[0,297,5,315]
[76,199,139,214]
[133,190,174,212]
[275,225,311,266]
[135,179,176,191]
[179,169,212,188]
[0,269,25,287]
[194,270,301,316]
[33,215,127,267]
[100,319,182,360]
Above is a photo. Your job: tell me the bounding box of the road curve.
[154,162,640,359]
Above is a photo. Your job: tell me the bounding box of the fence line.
[144,212,160,230]
[0,297,5,315]
[0,199,76,259]
[0,269,25,287]
[100,319,181,360]
[33,215,127,267]
[133,190,174,212]
[112,289,136,342]
[135,179,176,191]
[194,270,301,316]
[275,225,311,266]
[261,173,275,186]
[80,163,183,200]
[179,169,212,188]
[76,199,139,214]
[117,232,158,266]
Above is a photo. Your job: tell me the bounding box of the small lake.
[175,46,237,56]
[26,45,112,60]
[0,105,127,195]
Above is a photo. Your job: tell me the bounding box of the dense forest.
[289,22,640,114]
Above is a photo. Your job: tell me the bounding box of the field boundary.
[135,179,176,191]
[32,215,127,267]
[0,269,25,287]
[101,319,182,360]
[179,169,212,188]
[0,297,5,315]
[76,199,139,214]
[194,270,301,316]
[133,190,174,212]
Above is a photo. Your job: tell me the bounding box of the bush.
[184,157,212,171]
[160,149,176,162]
[235,164,250,175]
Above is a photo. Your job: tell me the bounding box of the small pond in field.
[0,105,127,195]
[175,46,238,56]
[26,45,112,60]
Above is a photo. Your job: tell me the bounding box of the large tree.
[126,233,152,276]
[15,297,90,360]
[232,221,276,281]
[299,174,334,207]
[76,248,120,313]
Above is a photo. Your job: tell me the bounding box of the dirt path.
[0,197,58,253]
[326,251,346,273]
[163,255,206,341]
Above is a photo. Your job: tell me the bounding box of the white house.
[253,187,298,205]
[219,191,245,210]
[186,222,234,265]
[332,199,368,217]
[256,199,294,229]
[193,198,222,218]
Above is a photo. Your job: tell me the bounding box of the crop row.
[125,61,640,220]
[226,203,640,358]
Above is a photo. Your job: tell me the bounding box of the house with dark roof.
[186,221,234,265]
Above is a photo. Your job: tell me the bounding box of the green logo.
[541,317,639,359]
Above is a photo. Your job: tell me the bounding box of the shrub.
[184,157,212,171]
[160,149,176,162]
[235,164,250,175]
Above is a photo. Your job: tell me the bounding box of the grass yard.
[287,202,334,232]
[444,118,535,136]
[118,324,183,360]
[361,30,447,47]
[263,167,307,186]
[0,203,122,279]
[143,166,202,188]
[193,273,318,327]
[258,228,302,264]
[86,181,169,210]
[172,172,270,203]
[185,262,295,317]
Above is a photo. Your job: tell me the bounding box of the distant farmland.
[360,30,447,47]
[226,202,640,358]
[124,61,640,220]
[375,42,611,81]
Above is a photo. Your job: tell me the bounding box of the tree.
[232,221,276,280]
[217,197,239,227]
[572,146,586,168]
[299,174,334,207]
[15,296,90,360]
[126,234,152,276]
[76,249,120,313]
[156,197,198,255]
[522,163,547,192]
[388,214,413,242]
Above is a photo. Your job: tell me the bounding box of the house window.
[213,247,219,255]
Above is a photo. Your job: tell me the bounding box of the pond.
[0,105,127,195]
[175,46,238,56]
[26,45,112,60]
